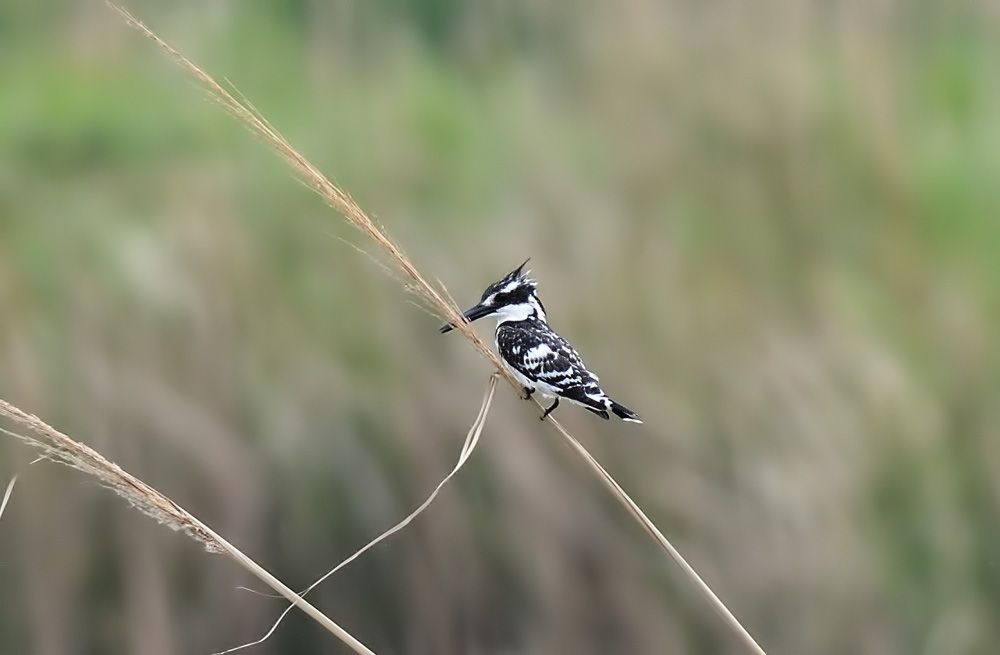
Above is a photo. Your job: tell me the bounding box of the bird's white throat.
[494,298,546,324]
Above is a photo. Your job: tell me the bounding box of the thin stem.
[218,375,498,655]
[0,400,376,655]
[191,518,376,655]
[545,414,766,655]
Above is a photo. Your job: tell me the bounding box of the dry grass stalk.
[107,3,519,393]
[0,399,218,548]
[0,475,16,522]
[0,399,376,655]
[220,375,499,654]
[111,6,766,653]
[545,415,767,655]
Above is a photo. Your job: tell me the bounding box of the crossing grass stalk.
[218,375,499,654]
[0,398,376,655]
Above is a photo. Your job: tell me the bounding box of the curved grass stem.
[218,375,498,654]
[0,399,375,655]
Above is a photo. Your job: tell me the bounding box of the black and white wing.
[496,322,595,387]
[495,321,642,423]
[496,322,617,418]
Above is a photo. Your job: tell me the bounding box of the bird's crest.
[481,258,536,300]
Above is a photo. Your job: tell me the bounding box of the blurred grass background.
[1,0,999,653]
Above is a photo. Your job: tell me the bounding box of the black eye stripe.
[479,276,537,305]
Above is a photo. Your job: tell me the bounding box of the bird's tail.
[610,400,642,424]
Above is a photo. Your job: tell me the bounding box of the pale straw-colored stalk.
[0,475,16,521]
[0,399,376,655]
[107,3,518,392]
[109,6,766,653]
[545,415,765,653]
[218,375,498,655]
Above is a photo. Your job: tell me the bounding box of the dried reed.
[0,399,377,655]
[110,5,766,653]
[219,375,499,654]
[0,475,16,522]
[107,3,518,392]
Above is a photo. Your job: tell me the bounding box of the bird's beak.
[440,303,495,333]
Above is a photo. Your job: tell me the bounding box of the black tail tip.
[610,401,642,424]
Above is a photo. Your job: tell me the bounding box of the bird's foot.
[540,398,560,420]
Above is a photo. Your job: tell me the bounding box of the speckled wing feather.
[496,321,602,396]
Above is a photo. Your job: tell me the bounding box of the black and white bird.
[440,260,641,423]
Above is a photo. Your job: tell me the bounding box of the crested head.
[478,259,547,324]
[480,259,534,300]
[439,259,549,334]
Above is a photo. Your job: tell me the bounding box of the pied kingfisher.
[441,260,642,423]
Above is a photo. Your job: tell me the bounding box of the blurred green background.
[1,1,999,653]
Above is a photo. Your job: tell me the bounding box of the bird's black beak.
[440,303,495,333]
